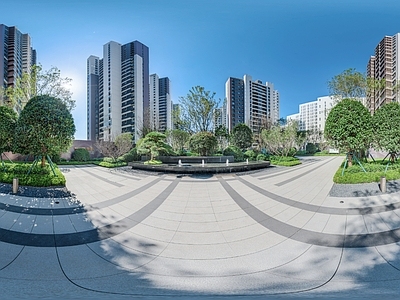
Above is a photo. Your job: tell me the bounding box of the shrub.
[0,162,65,187]
[244,149,257,161]
[223,145,244,162]
[189,131,217,156]
[256,154,267,161]
[120,147,139,162]
[72,148,90,161]
[144,159,162,165]
[306,143,317,154]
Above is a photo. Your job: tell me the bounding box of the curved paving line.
[0,178,180,247]
[78,168,124,187]
[218,178,400,248]
[236,176,400,215]
[256,158,331,180]
[0,177,164,216]
[275,157,337,186]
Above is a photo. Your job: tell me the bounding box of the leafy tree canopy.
[137,131,172,161]
[0,106,18,153]
[14,95,75,167]
[189,131,217,156]
[372,102,400,154]
[328,68,366,101]
[179,86,220,133]
[6,64,75,111]
[324,98,373,154]
[260,121,304,157]
[231,123,253,150]
[165,129,190,154]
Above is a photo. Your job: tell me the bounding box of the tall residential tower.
[87,40,149,142]
[225,75,279,133]
[366,33,400,113]
[0,24,36,110]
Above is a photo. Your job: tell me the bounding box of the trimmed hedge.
[0,162,66,186]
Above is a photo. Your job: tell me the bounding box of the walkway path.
[1,156,400,299]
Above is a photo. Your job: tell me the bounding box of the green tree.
[328,68,366,102]
[179,86,220,133]
[324,98,373,166]
[214,125,229,152]
[6,64,75,111]
[372,102,400,161]
[0,106,18,156]
[260,121,303,157]
[165,129,190,154]
[137,131,171,161]
[231,123,253,150]
[189,131,217,156]
[14,95,75,167]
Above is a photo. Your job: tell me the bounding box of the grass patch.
[92,161,127,168]
[0,162,65,187]
[333,159,400,184]
[143,159,162,165]
[270,156,302,167]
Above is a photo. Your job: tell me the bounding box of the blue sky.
[3,0,400,139]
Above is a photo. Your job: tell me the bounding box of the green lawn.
[333,159,400,184]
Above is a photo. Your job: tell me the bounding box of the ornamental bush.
[72,148,90,161]
[223,145,244,162]
[188,131,217,156]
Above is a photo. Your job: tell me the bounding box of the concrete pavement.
[1,156,400,299]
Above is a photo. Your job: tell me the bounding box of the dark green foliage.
[333,160,400,184]
[306,143,317,154]
[120,147,139,162]
[231,123,253,150]
[256,154,267,161]
[223,145,244,162]
[0,106,18,153]
[324,98,373,153]
[72,148,90,162]
[244,149,257,161]
[13,95,75,166]
[372,102,400,154]
[137,131,171,161]
[270,155,301,167]
[166,129,190,154]
[0,162,65,186]
[189,131,217,156]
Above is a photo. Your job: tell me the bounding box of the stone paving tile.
[3,158,400,298]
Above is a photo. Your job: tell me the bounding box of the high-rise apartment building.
[87,40,149,142]
[366,33,400,113]
[225,75,279,133]
[0,24,36,110]
[149,74,172,132]
[287,96,335,132]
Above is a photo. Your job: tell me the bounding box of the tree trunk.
[347,152,353,167]
[41,155,46,167]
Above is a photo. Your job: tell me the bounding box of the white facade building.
[288,96,335,132]
[149,74,172,132]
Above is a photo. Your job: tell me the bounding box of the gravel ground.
[329,179,400,197]
[0,183,72,198]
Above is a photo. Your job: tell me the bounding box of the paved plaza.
[1,156,400,299]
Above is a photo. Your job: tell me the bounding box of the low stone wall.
[147,156,235,164]
[131,161,270,174]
